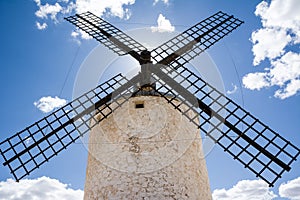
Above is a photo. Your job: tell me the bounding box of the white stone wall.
[84,96,212,199]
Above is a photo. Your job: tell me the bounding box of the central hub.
[140,50,152,64]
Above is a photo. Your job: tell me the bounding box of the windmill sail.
[65,11,147,62]
[0,74,142,181]
[151,11,243,68]
[149,64,300,186]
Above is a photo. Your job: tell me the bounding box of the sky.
[0,0,300,199]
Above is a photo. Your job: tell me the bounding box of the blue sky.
[0,0,300,199]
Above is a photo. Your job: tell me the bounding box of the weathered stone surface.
[84,96,212,199]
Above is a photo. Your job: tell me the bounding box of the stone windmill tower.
[1,11,299,200]
[85,95,211,199]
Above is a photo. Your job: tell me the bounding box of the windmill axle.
[139,50,152,64]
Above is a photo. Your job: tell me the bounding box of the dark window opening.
[135,103,144,109]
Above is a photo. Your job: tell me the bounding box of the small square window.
[135,101,144,109]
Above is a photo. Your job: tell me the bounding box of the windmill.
[0,11,299,199]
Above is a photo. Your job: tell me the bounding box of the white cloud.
[34,0,135,19]
[75,0,135,20]
[34,0,41,7]
[243,72,270,90]
[212,179,277,200]
[151,14,175,32]
[252,0,300,65]
[255,0,300,41]
[274,79,300,99]
[153,0,169,6]
[34,96,67,113]
[279,177,300,200]
[36,21,48,30]
[226,84,238,95]
[251,28,291,66]
[243,0,300,99]
[61,2,76,14]
[268,52,300,86]
[71,29,92,40]
[0,176,83,200]
[35,2,63,22]
[243,52,300,99]
[33,0,136,39]
[71,30,79,38]
[71,0,136,39]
